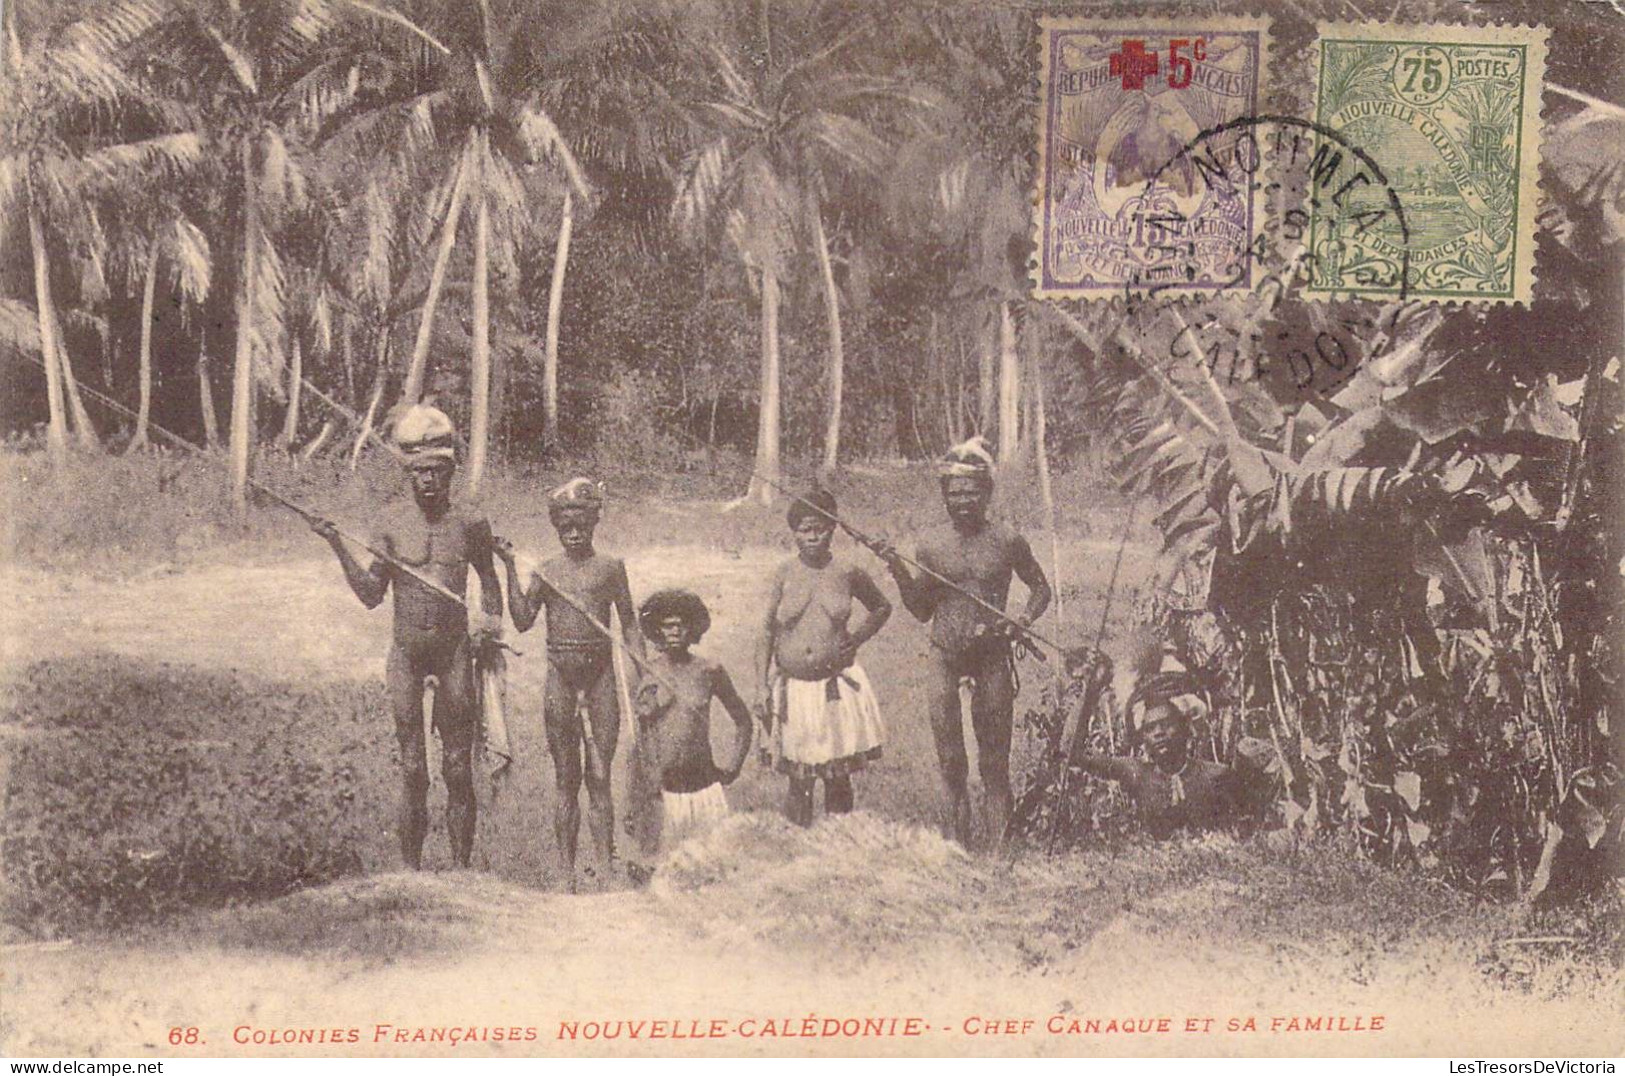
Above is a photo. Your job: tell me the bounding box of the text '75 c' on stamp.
[1033,17,1269,300]
[1307,22,1547,305]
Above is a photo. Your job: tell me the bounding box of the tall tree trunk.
[341,322,357,404]
[813,209,844,472]
[467,183,491,497]
[997,300,1020,465]
[978,305,997,435]
[50,308,100,449]
[747,265,782,505]
[27,206,68,464]
[1032,356,1061,624]
[198,326,220,447]
[401,143,470,406]
[229,140,261,513]
[350,327,389,469]
[543,188,572,448]
[126,242,160,453]
[279,336,303,448]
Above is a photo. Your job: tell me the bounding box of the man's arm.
[493,539,541,632]
[470,519,504,629]
[753,565,785,723]
[878,540,938,622]
[312,519,389,609]
[1010,534,1053,627]
[843,564,893,661]
[612,560,645,665]
[1072,752,1144,784]
[710,663,754,781]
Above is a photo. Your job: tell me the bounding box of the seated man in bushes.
[310,405,504,869]
[1068,655,1271,839]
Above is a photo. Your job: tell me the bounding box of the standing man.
[495,478,643,890]
[311,405,504,869]
[876,437,1052,847]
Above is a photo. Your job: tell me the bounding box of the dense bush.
[1,656,397,936]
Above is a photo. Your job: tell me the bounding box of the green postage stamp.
[1308,22,1546,304]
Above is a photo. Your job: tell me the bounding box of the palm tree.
[875,7,1032,462]
[122,210,211,452]
[671,0,916,500]
[0,0,190,462]
[144,0,368,510]
[327,1,597,491]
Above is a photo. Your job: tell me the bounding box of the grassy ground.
[1,452,1619,1057]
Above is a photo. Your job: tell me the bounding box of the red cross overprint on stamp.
[1034,17,1270,299]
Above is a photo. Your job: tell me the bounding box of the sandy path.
[4,851,1617,1059]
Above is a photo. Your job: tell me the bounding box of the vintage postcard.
[1306,22,1547,303]
[1,0,1621,1064]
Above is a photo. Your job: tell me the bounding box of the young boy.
[628,589,753,865]
[756,488,892,826]
[494,478,644,890]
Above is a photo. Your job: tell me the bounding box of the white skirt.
[774,664,885,780]
[660,784,730,850]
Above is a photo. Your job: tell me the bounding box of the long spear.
[289,365,675,697]
[12,352,472,608]
[710,456,1068,660]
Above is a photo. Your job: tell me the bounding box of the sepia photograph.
[0,0,1620,1061]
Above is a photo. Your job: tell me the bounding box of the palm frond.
[707,40,752,102]
[166,217,212,303]
[514,101,591,201]
[671,135,730,233]
[798,109,889,176]
[75,132,203,194]
[336,0,451,55]
[361,177,395,307]
[0,298,44,355]
[248,230,289,392]
[204,25,258,94]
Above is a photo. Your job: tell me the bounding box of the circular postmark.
[1121,114,1414,399]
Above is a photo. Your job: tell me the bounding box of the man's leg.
[970,649,1016,849]
[926,651,972,845]
[581,658,622,876]
[785,776,816,826]
[543,661,585,883]
[433,637,478,868]
[825,776,854,815]
[387,645,430,869]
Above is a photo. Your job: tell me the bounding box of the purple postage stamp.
[1034,18,1270,299]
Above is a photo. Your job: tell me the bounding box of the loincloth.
[547,642,612,691]
[660,783,729,851]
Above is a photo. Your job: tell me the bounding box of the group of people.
[312,404,1237,888]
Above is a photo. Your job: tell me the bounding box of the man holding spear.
[311,405,504,870]
[874,437,1053,848]
[495,479,645,891]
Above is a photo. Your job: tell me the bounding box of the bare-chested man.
[756,488,892,826]
[1070,665,1256,839]
[311,406,503,869]
[495,478,643,889]
[875,437,1052,847]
